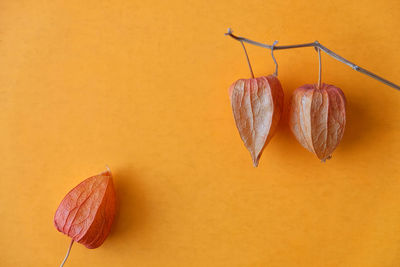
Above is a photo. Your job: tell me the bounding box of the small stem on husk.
[317,47,322,89]
[239,40,254,78]
[60,239,74,267]
[225,28,400,91]
[271,40,279,76]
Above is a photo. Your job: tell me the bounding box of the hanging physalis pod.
[54,168,117,250]
[289,47,346,162]
[229,38,284,167]
[289,83,346,161]
[229,76,284,167]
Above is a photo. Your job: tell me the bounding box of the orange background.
[1,0,400,266]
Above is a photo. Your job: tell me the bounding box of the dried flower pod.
[229,75,284,167]
[54,169,116,249]
[289,83,346,161]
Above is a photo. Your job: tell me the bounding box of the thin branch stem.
[239,40,254,78]
[225,28,400,91]
[317,47,322,89]
[60,239,74,267]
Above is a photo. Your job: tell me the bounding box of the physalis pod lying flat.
[54,168,117,249]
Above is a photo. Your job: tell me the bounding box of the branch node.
[225,28,232,35]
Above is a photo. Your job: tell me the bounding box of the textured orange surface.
[0,0,400,266]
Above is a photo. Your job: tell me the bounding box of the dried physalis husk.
[54,169,117,249]
[229,75,284,167]
[289,83,346,161]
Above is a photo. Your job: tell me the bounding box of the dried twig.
[225,28,400,91]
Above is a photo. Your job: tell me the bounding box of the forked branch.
[225,28,400,91]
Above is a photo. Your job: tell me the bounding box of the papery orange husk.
[54,169,117,249]
[229,75,284,167]
[289,83,346,161]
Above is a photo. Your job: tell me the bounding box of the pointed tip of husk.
[252,157,259,167]
[100,166,112,177]
[320,155,332,163]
